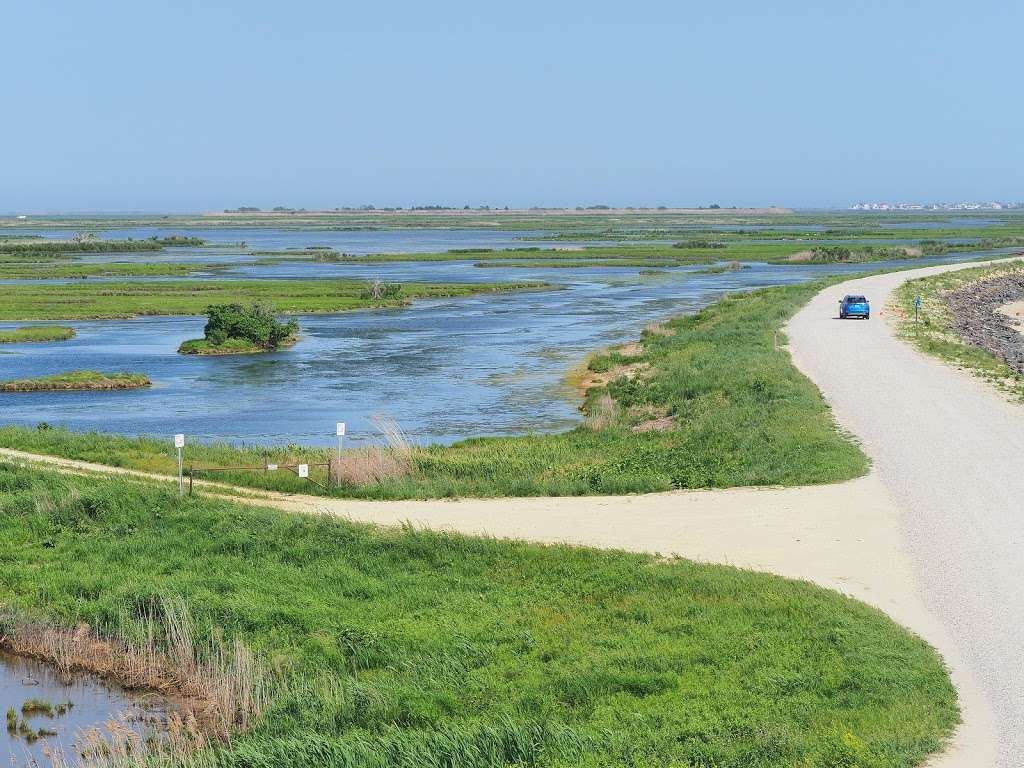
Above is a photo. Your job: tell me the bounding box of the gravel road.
[787,259,1024,768]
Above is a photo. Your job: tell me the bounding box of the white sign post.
[173,434,185,497]
[335,422,346,485]
[298,463,309,479]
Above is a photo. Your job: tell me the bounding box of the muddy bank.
[945,271,1024,374]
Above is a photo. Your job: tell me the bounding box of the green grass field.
[0,279,551,321]
[0,278,869,497]
[0,463,958,767]
[0,325,76,343]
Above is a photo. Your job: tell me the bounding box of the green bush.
[202,303,299,349]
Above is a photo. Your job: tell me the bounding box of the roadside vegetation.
[0,279,551,321]
[0,278,869,497]
[179,303,300,355]
[0,326,75,344]
[0,370,150,392]
[893,260,1024,399]
[0,463,958,767]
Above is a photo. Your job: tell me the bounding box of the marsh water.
[0,227,1014,446]
[1,651,173,766]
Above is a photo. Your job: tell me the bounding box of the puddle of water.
[1,651,173,766]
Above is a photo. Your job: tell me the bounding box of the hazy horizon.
[3,0,1021,212]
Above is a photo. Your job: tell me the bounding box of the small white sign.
[174,434,185,448]
[336,422,346,436]
[298,463,309,478]
[266,463,278,471]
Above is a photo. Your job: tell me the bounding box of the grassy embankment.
[0,279,551,321]
[0,463,958,767]
[0,326,75,343]
[0,278,869,498]
[893,260,1024,400]
[0,371,150,392]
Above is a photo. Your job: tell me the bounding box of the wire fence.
[187,461,333,495]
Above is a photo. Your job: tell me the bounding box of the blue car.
[839,294,870,319]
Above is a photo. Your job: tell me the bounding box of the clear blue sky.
[3,0,1021,212]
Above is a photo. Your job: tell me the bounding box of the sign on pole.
[335,422,346,486]
[914,296,922,323]
[173,434,185,497]
[298,463,309,479]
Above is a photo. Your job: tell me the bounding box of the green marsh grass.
[0,370,150,392]
[0,464,958,767]
[0,280,551,321]
[0,326,75,344]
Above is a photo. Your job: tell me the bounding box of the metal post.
[174,434,185,497]
[335,422,346,486]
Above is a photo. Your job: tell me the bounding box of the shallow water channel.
[1,651,174,766]
[0,227,1013,447]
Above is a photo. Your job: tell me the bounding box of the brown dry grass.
[0,598,266,743]
[632,416,676,433]
[330,414,415,486]
[643,322,675,337]
[584,394,619,431]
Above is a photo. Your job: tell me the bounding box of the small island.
[178,302,299,355]
[0,370,151,392]
[0,326,76,344]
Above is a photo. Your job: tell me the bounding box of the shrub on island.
[178,302,299,355]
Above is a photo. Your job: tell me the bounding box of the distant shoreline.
[208,206,794,217]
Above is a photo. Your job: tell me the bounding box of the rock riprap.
[945,272,1024,374]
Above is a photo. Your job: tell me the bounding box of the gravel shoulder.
[787,257,1024,768]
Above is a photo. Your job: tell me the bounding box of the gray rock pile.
[945,272,1024,374]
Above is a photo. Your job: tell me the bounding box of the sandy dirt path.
[787,258,1024,768]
